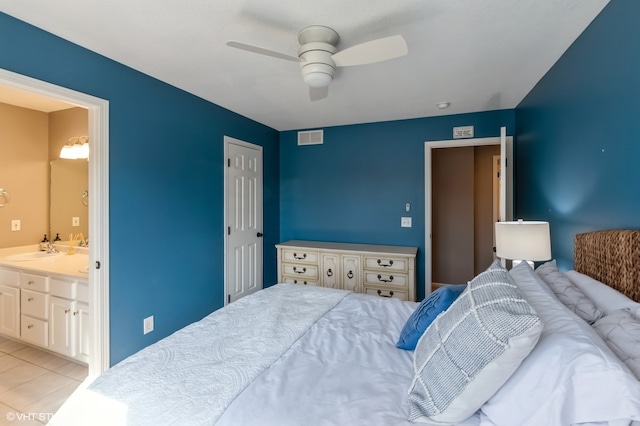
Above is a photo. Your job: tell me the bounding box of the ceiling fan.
[227,25,408,101]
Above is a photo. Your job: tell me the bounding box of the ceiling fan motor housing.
[297,26,340,88]
[298,42,337,88]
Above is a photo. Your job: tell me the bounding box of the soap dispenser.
[39,234,49,251]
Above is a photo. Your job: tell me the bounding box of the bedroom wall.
[280,110,515,301]
[0,12,280,365]
[515,0,640,271]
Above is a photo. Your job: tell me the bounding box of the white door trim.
[424,132,513,297]
[0,68,110,375]
[223,136,263,305]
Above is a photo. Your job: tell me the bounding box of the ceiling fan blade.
[226,41,302,62]
[309,86,328,102]
[332,35,408,67]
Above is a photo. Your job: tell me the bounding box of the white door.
[225,137,263,304]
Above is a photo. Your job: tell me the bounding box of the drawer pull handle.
[27,324,34,329]
[65,309,71,314]
[347,270,354,279]
[293,253,307,260]
[377,259,394,267]
[377,289,394,298]
[73,311,79,316]
[326,268,333,277]
[293,280,308,285]
[28,297,34,302]
[293,266,306,274]
[377,274,394,283]
[28,280,34,285]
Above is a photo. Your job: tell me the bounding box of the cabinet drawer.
[21,289,49,319]
[282,263,318,279]
[21,273,49,292]
[77,282,89,303]
[21,315,48,347]
[283,277,318,286]
[364,271,408,289]
[364,286,408,301]
[282,249,318,264]
[0,268,20,287]
[363,255,409,273]
[50,278,77,299]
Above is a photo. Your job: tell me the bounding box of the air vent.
[298,129,324,146]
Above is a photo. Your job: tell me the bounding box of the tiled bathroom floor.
[0,336,87,426]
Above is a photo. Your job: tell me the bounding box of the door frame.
[0,68,110,375]
[223,136,264,305]
[424,131,513,297]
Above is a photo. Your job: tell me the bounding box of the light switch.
[72,217,80,227]
[401,217,412,228]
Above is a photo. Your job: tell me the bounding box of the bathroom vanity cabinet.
[0,265,89,363]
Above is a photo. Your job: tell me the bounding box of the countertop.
[0,244,89,279]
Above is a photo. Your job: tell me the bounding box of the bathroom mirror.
[50,159,89,242]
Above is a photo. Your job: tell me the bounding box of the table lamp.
[495,219,551,267]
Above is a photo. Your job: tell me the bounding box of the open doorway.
[0,68,110,376]
[424,130,513,297]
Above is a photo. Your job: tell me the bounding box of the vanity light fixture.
[60,136,89,160]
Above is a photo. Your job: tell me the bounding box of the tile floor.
[0,336,87,426]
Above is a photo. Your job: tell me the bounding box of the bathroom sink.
[5,251,65,261]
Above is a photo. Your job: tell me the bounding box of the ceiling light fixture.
[60,136,89,160]
[437,102,450,109]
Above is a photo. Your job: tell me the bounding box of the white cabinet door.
[75,301,90,363]
[341,255,361,293]
[49,296,75,357]
[0,285,20,338]
[320,253,340,289]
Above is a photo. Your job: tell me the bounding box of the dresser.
[276,240,417,301]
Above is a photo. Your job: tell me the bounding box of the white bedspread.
[50,284,348,426]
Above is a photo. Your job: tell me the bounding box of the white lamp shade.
[495,221,551,261]
[59,144,77,159]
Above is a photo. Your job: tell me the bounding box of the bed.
[50,230,640,426]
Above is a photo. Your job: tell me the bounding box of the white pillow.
[482,262,640,426]
[566,270,640,316]
[408,260,542,424]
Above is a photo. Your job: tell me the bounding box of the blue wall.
[515,0,640,271]
[0,13,280,364]
[280,110,515,300]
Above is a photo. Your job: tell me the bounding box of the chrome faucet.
[44,242,58,253]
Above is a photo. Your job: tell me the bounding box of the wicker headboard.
[574,230,640,302]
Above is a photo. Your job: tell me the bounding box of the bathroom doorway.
[0,68,110,375]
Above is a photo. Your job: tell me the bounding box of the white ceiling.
[0,0,609,131]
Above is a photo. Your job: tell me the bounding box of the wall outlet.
[72,217,80,227]
[143,315,154,334]
[401,217,412,228]
[11,219,20,231]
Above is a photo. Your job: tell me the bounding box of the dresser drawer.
[0,268,20,287]
[364,286,408,301]
[363,271,409,289]
[21,289,49,319]
[282,263,318,280]
[363,255,409,273]
[21,315,49,347]
[21,273,49,292]
[283,277,318,286]
[282,249,318,264]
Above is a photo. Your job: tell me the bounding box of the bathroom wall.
[0,103,87,248]
[0,102,49,248]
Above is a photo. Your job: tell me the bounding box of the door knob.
[257,232,264,237]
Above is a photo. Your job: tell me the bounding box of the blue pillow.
[396,284,467,350]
